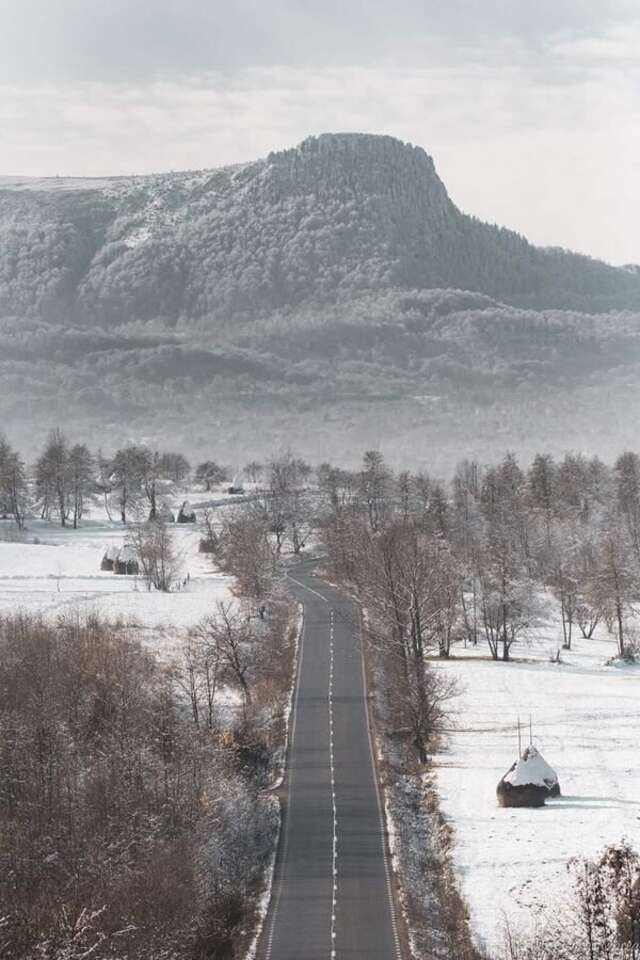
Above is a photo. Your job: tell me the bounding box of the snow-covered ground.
[433,614,640,956]
[0,510,234,657]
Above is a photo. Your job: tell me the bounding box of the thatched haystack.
[114,545,140,576]
[177,501,196,524]
[497,745,560,808]
[100,545,120,571]
[199,538,216,553]
[158,502,176,523]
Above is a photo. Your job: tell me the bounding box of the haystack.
[177,501,196,524]
[114,545,140,576]
[158,503,176,523]
[497,745,560,808]
[100,545,120,571]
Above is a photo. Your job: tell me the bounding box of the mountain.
[1,133,640,468]
[2,133,640,327]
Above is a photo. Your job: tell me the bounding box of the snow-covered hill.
[2,133,640,329]
[3,134,640,466]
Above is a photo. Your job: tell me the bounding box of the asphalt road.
[258,560,401,960]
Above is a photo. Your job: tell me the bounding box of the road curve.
[258,560,401,960]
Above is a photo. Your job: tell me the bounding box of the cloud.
[0,0,636,82]
[553,19,640,66]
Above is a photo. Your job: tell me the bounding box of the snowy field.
[433,615,640,956]
[0,507,234,657]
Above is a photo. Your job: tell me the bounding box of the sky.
[0,0,638,264]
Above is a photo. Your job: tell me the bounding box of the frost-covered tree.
[127,518,180,592]
[68,443,95,528]
[614,451,640,558]
[595,512,639,657]
[193,601,256,717]
[109,445,147,523]
[216,506,277,603]
[264,452,313,555]
[359,450,391,533]
[35,428,71,526]
[0,434,28,529]
[195,460,228,491]
[160,451,191,485]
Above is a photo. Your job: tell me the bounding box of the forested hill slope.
[2,132,640,327]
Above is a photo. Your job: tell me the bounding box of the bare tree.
[385,650,459,763]
[359,449,391,532]
[199,507,220,554]
[109,445,146,523]
[0,434,28,529]
[68,443,95,529]
[127,518,181,592]
[195,602,256,716]
[595,513,639,657]
[340,519,460,760]
[174,628,221,729]
[243,460,263,486]
[476,551,538,661]
[505,843,640,960]
[195,460,229,491]
[263,452,313,556]
[35,428,71,526]
[317,463,358,520]
[614,451,640,558]
[161,451,191,485]
[139,448,162,521]
[216,506,277,604]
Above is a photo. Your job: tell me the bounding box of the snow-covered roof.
[504,745,559,789]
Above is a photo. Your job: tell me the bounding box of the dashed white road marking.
[274,570,402,960]
[287,571,329,604]
[329,608,338,959]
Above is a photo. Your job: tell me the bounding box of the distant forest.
[2,288,640,467]
[2,133,640,464]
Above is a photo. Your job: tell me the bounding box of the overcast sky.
[1,0,638,263]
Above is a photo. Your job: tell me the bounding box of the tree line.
[5,429,640,668]
[321,448,640,661]
[0,429,252,529]
[304,448,640,764]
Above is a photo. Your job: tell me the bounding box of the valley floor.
[3,506,640,958]
[0,503,234,656]
[433,614,640,957]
